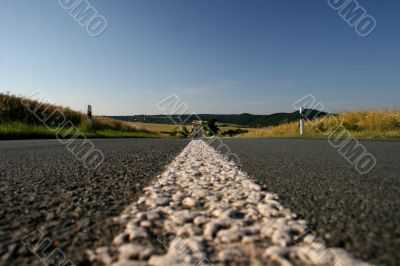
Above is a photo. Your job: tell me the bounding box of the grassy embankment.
[236,109,400,138]
[0,93,159,140]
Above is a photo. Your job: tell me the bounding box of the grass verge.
[0,93,161,139]
[0,122,159,140]
[236,109,400,138]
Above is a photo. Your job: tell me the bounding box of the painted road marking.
[88,140,372,266]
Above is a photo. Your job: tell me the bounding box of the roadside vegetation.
[237,109,400,138]
[4,93,397,140]
[220,128,249,137]
[134,119,247,138]
[129,122,186,137]
[114,110,328,127]
[0,93,159,139]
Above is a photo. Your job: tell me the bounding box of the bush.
[176,126,190,138]
[221,128,249,137]
[203,118,219,136]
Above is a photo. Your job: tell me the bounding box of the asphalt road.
[0,138,189,266]
[212,138,400,266]
[1,138,399,266]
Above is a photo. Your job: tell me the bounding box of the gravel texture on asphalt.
[210,138,400,266]
[88,140,370,266]
[0,138,189,266]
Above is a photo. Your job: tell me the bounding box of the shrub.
[203,118,219,136]
[221,128,249,137]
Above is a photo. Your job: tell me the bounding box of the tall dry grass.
[239,109,400,138]
[0,93,83,126]
[0,93,150,133]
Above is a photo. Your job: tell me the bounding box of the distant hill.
[109,109,328,128]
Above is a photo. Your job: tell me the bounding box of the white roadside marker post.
[299,107,304,136]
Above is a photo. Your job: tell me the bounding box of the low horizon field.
[130,109,400,139]
[1,93,399,140]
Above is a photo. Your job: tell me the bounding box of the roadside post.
[88,105,92,120]
[299,107,305,135]
[87,105,92,126]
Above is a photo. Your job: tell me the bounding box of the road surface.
[0,139,189,266]
[0,138,399,266]
[213,138,400,266]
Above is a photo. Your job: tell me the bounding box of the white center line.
[87,140,373,266]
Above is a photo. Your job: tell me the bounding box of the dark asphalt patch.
[212,138,400,266]
[0,138,189,266]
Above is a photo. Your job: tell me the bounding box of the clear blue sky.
[1,0,399,115]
